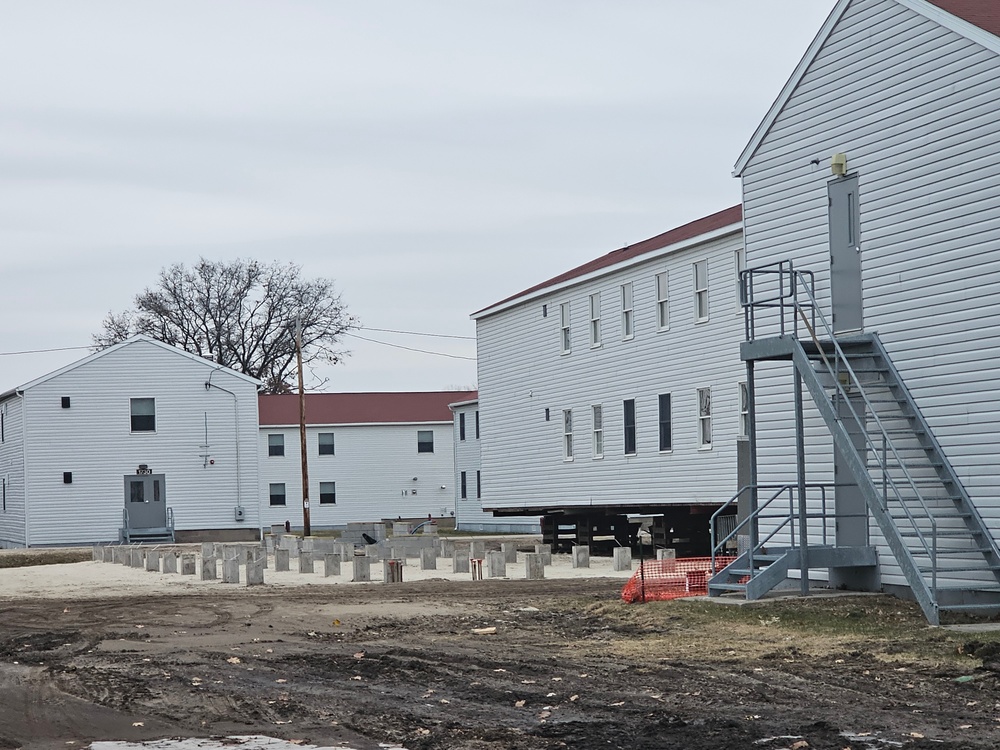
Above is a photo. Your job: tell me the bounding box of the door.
[124,474,166,529]
[828,175,863,334]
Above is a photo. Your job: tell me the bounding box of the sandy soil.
[2,550,1000,750]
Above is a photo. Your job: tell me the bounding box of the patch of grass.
[0,549,92,568]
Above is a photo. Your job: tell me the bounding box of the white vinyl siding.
[655,271,670,331]
[738,0,1000,586]
[475,228,743,513]
[589,293,602,347]
[0,398,26,547]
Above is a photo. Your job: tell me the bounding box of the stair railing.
[710,482,834,584]
[743,262,940,596]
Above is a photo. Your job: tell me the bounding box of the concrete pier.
[525,553,545,580]
[162,552,178,574]
[383,559,404,583]
[571,545,590,569]
[201,554,217,580]
[534,544,552,566]
[145,551,160,572]
[487,550,506,578]
[130,548,144,568]
[324,554,341,577]
[181,554,196,575]
[221,549,241,583]
[656,548,677,561]
[353,556,371,582]
[419,548,437,570]
[452,550,470,574]
[439,538,455,557]
[275,548,290,572]
[298,551,315,574]
[613,547,633,571]
[502,542,518,564]
[470,540,486,560]
[246,550,265,586]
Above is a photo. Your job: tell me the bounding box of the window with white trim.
[476,470,481,499]
[621,282,634,340]
[738,382,750,439]
[735,247,746,310]
[560,302,571,354]
[460,471,468,499]
[417,430,434,453]
[592,404,604,458]
[694,260,709,322]
[269,483,286,506]
[130,398,156,433]
[589,292,601,347]
[318,432,335,455]
[698,387,712,448]
[268,434,284,456]
[459,412,466,441]
[655,271,669,331]
[563,409,574,460]
[319,481,337,504]
[658,393,672,452]
[623,399,636,455]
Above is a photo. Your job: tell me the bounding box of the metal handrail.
[710,483,835,582]
[743,262,940,595]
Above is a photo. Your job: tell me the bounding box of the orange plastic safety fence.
[621,556,736,603]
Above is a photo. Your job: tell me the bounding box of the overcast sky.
[0,1,834,392]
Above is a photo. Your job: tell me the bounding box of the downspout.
[205,372,242,513]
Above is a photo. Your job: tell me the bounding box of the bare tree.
[94,259,357,393]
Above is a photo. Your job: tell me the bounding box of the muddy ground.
[2,577,1000,750]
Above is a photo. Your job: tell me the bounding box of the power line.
[359,326,475,340]
[0,345,93,357]
[344,332,476,361]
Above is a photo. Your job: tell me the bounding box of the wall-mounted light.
[412,476,418,481]
[831,153,847,176]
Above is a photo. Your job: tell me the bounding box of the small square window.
[268,434,285,457]
[63,472,73,484]
[417,430,434,453]
[318,432,335,455]
[130,398,155,432]
[269,483,286,506]
[61,396,71,409]
[319,481,337,504]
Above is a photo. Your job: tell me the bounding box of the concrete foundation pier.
[221,549,241,583]
[324,554,341,577]
[130,548,145,568]
[246,550,265,586]
[353,556,371,582]
[201,554,217,580]
[534,544,552,566]
[470,540,486,560]
[453,550,470,574]
[181,554,197,575]
[502,542,518,564]
[275,548,290,572]
[383,559,404,583]
[656,548,677,561]
[200,542,215,561]
[525,553,545,580]
[613,547,633,571]
[162,552,178,574]
[145,551,160,572]
[298,551,315,574]
[439,538,455,557]
[487,550,506,578]
[420,548,437,570]
[571,545,590,569]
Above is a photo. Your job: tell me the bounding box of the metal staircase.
[120,507,176,544]
[710,261,1000,624]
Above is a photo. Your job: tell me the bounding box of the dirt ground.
[3,564,1000,750]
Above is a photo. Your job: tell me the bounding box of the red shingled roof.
[926,0,1000,37]
[259,391,477,426]
[474,204,742,317]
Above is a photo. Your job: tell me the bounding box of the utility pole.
[296,315,311,537]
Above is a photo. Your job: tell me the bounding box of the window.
[417,430,434,453]
[623,399,636,455]
[269,483,286,506]
[459,412,466,441]
[735,247,747,309]
[560,302,572,354]
[544,408,550,421]
[563,409,574,460]
[655,271,670,331]
[694,260,709,322]
[460,471,468,499]
[475,410,480,439]
[318,432,335,455]
[739,382,750,439]
[592,405,604,458]
[658,394,672,452]
[476,470,481,499]
[63,472,73,484]
[130,398,155,432]
[698,387,713,448]
[268,434,285,457]
[319,481,337,504]
[2,475,5,512]
[61,396,71,409]
[589,292,602,347]
[621,282,634,340]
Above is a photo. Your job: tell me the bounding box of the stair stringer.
[789,341,942,623]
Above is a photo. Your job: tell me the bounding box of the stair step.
[707,583,747,592]
[900,529,986,538]
[918,565,1000,573]
[938,602,1000,613]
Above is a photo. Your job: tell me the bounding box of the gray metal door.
[829,175,863,334]
[124,474,166,528]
